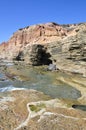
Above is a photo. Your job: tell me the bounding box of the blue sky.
[0,0,86,43]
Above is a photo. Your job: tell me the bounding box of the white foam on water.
[0,85,26,92]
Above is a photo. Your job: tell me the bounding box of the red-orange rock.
[0,22,86,76]
[0,22,69,60]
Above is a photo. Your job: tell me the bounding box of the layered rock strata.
[0,22,86,76]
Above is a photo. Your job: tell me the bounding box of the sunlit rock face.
[0,22,68,62]
[0,22,86,75]
[0,22,68,60]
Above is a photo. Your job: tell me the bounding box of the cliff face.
[0,22,75,60]
[0,22,86,76]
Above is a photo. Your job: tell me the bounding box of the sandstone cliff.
[0,22,86,76]
[0,22,76,60]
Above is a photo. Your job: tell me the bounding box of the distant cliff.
[0,22,86,76]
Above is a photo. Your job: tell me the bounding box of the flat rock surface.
[0,89,86,130]
[0,65,86,130]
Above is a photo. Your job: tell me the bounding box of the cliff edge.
[0,22,86,76]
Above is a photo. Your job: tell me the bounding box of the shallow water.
[0,66,81,100]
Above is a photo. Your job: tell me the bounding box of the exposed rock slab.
[0,89,86,130]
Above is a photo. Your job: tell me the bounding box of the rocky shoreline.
[0,22,86,129]
[0,22,86,76]
[0,63,86,130]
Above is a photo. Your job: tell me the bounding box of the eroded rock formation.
[0,22,86,76]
